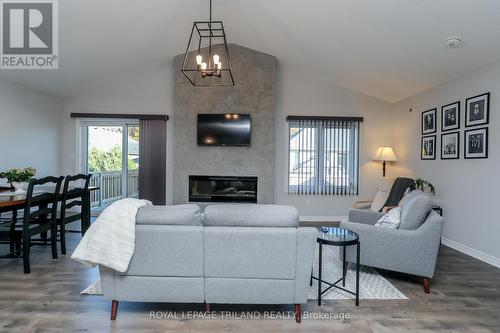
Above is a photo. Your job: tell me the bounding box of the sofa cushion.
[203,204,299,227]
[399,190,433,230]
[124,225,204,277]
[204,227,297,279]
[136,204,202,226]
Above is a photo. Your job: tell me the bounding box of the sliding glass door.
[81,120,140,208]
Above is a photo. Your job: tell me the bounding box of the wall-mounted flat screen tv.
[197,114,251,146]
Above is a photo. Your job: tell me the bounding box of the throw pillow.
[398,187,413,205]
[399,190,433,230]
[398,188,414,206]
[374,207,401,229]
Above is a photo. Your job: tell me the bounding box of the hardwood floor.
[1,229,500,332]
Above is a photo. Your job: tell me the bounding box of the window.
[287,117,362,195]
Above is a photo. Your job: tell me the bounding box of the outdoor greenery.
[88,146,138,172]
[129,127,140,142]
[0,167,36,183]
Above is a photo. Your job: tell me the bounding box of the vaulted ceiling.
[1,0,500,102]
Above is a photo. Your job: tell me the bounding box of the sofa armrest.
[352,200,372,208]
[348,208,383,225]
[98,265,116,300]
[294,227,317,303]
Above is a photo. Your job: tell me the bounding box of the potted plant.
[0,167,37,192]
[415,178,435,195]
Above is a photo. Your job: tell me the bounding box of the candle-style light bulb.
[201,62,207,70]
[216,62,222,70]
[196,55,203,65]
[213,54,220,64]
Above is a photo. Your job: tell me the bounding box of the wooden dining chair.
[58,174,92,255]
[0,187,21,256]
[20,176,64,274]
[0,213,22,257]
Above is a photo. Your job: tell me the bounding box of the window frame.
[286,117,361,195]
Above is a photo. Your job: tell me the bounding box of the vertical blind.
[287,116,362,195]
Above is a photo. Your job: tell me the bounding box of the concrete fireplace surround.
[173,44,276,204]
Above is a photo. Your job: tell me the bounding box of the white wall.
[0,79,62,183]
[60,65,175,203]
[393,61,500,266]
[274,65,395,217]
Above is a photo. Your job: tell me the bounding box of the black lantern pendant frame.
[181,0,235,86]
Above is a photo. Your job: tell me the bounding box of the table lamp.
[374,146,398,177]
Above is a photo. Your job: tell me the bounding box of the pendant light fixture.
[181,0,235,86]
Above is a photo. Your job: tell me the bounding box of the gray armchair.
[352,177,416,214]
[341,191,443,293]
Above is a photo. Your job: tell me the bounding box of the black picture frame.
[465,92,490,127]
[441,131,460,160]
[464,127,488,159]
[422,108,437,135]
[441,101,460,132]
[421,135,436,160]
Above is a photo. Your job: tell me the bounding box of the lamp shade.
[374,146,398,162]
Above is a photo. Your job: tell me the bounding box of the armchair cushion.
[399,190,433,230]
[370,190,389,212]
[369,178,394,212]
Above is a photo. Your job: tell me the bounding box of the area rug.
[81,280,102,295]
[81,245,407,300]
[308,245,407,300]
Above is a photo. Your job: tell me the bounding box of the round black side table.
[311,227,360,306]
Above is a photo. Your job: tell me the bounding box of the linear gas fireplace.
[189,175,257,203]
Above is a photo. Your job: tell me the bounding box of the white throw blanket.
[71,198,151,272]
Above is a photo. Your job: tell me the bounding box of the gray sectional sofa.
[99,204,317,323]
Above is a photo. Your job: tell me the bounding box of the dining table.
[0,185,99,232]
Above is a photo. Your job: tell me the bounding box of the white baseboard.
[299,215,347,223]
[441,237,500,269]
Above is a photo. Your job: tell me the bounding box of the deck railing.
[90,170,139,207]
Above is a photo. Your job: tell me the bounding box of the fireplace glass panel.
[189,176,257,203]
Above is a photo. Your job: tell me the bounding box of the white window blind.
[287,116,362,195]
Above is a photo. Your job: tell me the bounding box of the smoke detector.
[444,37,462,49]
